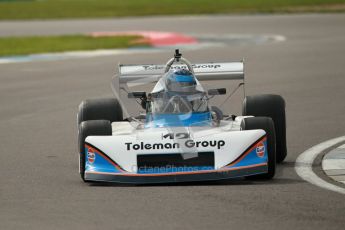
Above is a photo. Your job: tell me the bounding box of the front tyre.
[243,94,287,163]
[78,120,112,182]
[241,117,276,180]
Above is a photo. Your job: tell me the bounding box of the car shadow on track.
[87,162,303,187]
[87,177,303,187]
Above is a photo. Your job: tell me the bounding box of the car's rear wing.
[118,62,244,84]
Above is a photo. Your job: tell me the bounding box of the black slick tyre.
[241,117,276,180]
[243,94,286,163]
[78,120,112,182]
[78,98,123,125]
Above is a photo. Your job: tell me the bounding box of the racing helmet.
[165,69,197,92]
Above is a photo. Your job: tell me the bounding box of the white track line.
[295,136,345,195]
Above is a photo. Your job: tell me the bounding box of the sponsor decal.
[125,140,225,151]
[192,64,221,69]
[142,64,221,71]
[256,142,265,158]
[87,147,96,164]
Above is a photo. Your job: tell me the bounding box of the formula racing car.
[77,50,286,183]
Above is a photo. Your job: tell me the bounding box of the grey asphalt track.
[1,14,345,230]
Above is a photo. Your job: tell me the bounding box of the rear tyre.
[78,98,123,125]
[78,120,112,181]
[241,117,276,180]
[243,94,287,163]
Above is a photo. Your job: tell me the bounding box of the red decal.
[256,142,265,158]
[87,147,96,164]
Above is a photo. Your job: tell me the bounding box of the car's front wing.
[83,133,268,184]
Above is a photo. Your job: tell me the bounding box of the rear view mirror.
[128,92,146,98]
[208,88,226,96]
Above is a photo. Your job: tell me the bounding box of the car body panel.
[83,117,269,183]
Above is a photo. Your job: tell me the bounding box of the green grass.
[0,35,146,56]
[0,0,344,20]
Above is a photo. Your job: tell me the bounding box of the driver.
[165,69,197,93]
[151,69,207,113]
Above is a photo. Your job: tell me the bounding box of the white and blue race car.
[77,50,286,183]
